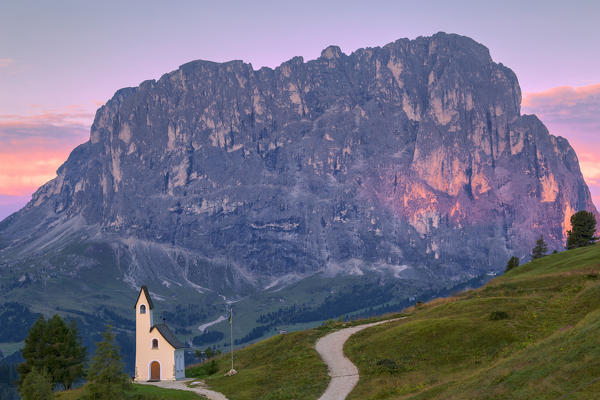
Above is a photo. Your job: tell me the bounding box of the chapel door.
[150,361,160,380]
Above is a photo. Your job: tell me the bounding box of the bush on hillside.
[375,359,400,374]
[489,311,509,320]
[19,368,53,400]
[505,256,520,272]
[187,360,219,378]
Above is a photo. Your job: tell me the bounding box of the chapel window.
[140,304,146,314]
[152,339,158,349]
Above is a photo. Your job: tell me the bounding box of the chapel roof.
[151,323,186,349]
[134,285,154,309]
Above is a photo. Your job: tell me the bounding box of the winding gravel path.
[138,378,229,400]
[316,318,404,400]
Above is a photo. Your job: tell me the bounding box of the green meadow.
[189,243,600,399]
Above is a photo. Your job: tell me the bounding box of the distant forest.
[0,363,19,400]
[0,303,41,342]
[247,274,494,345]
[192,330,224,346]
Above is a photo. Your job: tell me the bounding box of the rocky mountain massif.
[0,33,597,350]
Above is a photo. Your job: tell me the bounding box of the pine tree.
[17,316,47,388]
[83,325,131,400]
[505,256,520,272]
[60,320,86,390]
[18,368,53,400]
[566,210,598,249]
[17,314,85,391]
[531,235,548,259]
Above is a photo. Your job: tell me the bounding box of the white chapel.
[134,286,186,381]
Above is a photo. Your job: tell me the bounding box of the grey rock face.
[0,32,597,296]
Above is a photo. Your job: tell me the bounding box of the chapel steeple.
[135,285,154,329]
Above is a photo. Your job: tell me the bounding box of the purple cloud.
[0,108,91,197]
[522,84,600,211]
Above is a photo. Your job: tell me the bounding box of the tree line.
[506,210,597,272]
[192,330,224,346]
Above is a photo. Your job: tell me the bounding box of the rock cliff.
[1,32,597,304]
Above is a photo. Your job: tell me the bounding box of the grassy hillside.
[187,324,330,399]
[191,244,600,399]
[345,243,600,399]
[187,316,396,400]
[54,384,204,399]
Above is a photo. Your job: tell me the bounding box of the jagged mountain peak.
[1,33,596,299]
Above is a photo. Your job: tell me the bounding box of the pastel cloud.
[522,84,600,211]
[0,108,92,198]
[578,150,600,179]
[522,84,600,128]
[0,58,14,68]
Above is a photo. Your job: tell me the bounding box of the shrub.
[489,311,509,320]
[505,256,519,272]
[321,319,337,328]
[187,360,219,378]
[19,368,53,400]
[375,359,399,374]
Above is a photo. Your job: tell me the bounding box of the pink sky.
[522,84,600,209]
[0,108,90,194]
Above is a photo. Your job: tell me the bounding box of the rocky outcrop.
[0,33,597,298]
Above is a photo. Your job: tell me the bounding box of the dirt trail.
[139,378,228,400]
[316,318,404,400]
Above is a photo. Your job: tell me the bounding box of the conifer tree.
[18,368,53,400]
[60,320,86,390]
[17,316,47,388]
[505,256,520,272]
[531,235,548,259]
[83,325,131,400]
[18,314,85,390]
[566,210,598,249]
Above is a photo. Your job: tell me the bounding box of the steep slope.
[0,33,597,350]
[190,243,600,400]
[345,243,600,399]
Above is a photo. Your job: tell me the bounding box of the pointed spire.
[134,285,154,309]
